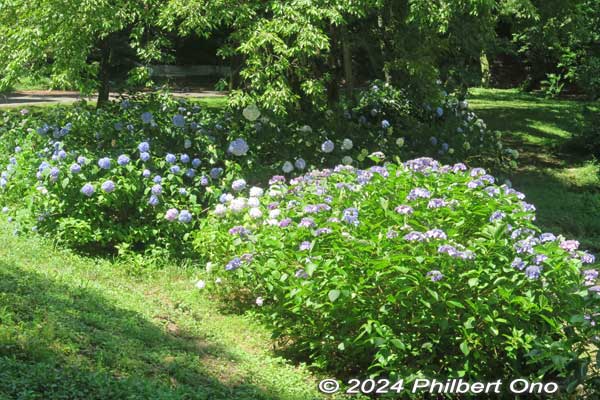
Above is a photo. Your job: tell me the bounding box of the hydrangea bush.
[194,157,599,394]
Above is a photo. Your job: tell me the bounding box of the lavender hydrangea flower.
[395,205,414,215]
[299,218,316,228]
[489,211,506,222]
[425,229,447,240]
[232,179,247,192]
[581,252,596,264]
[406,188,431,201]
[148,195,160,206]
[342,208,359,226]
[428,198,447,209]
[511,257,527,270]
[299,241,311,251]
[539,233,557,243]
[117,155,130,166]
[315,227,332,236]
[386,230,398,239]
[165,208,179,221]
[295,269,309,279]
[151,184,162,195]
[279,218,292,228]
[525,265,542,279]
[178,210,192,223]
[228,138,249,156]
[98,157,111,169]
[200,176,209,186]
[404,231,426,242]
[438,245,458,257]
[81,183,94,197]
[534,254,548,264]
[142,169,151,178]
[583,269,598,283]
[427,270,444,282]
[101,180,115,193]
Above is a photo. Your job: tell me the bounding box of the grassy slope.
[0,220,347,400]
[469,88,600,251]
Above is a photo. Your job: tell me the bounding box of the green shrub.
[194,157,599,395]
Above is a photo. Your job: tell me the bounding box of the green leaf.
[446,300,465,309]
[460,341,470,356]
[467,278,479,287]
[328,289,340,302]
[390,339,405,350]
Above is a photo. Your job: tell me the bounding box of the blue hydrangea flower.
[77,156,88,165]
[98,157,111,170]
[178,188,188,196]
[70,163,81,174]
[511,257,527,270]
[180,154,190,164]
[436,107,444,117]
[178,210,192,223]
[81,183,94,197]
[153,175,162,184]
[200,176,209,186]
[185,169,196,178]
[142,169,151,178]
[138,142,150,153]
[225,257,243,271]
[101,180,115,193]
[321,140,335,153]
[172,114,186,128]
[117,155,130,166]
[170,165,181,175]
[148,195,160,206]
[49,167,60,182]
[489,211,506,222]
[140,152,150,162]
[228,138,249,156]
[525,265,542,279]
[381,120,390,129]
[141,112,153,124]
[192,158,201,168]
[210,168,223,179]
[166,154,177,164]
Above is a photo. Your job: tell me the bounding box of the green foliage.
[195,158,600,395]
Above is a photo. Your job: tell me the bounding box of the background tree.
[0,0,170,106]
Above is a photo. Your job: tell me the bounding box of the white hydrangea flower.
[248,207,263,219]
[341,138,353,151]
[282,161,294,173]
[269,209,281,219]
[342,156,353,165]
[248,197,260,207]
[249,186,264,197]
[214,204,227,216]
[195,280,206,289]
[229,198,247,213]
[256,297,264,306]
[184,139,192,149]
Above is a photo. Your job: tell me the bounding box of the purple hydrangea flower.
[279,218,292,228]
[427,198,447,209]
[315,227,332,236]
[581,252,595,264]
[404,231,426,242]
[395,205,414,215]
[229,225,251,237]
[406,188,431,201]
[511,257,527,270]
[386,230,398,239]
[425,229,447,240]
[489,211,506,222]
[151,184,162,195]
[438,245,458,257]
[299,218,316,228]
[269,175,286,185]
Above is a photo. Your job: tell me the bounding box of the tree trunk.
[342,27,354,97]
[326,25,340,105]
[97,37,111,108]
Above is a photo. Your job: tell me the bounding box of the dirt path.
[0,89,226,108]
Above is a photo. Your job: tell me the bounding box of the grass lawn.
[469,88,600,252]
[0,220,349,400]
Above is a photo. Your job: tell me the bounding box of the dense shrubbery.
[0,86,516,253]
[195,157,599,395]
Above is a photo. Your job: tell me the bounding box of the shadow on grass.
[511,170,600,252]
[0,261,284,400]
